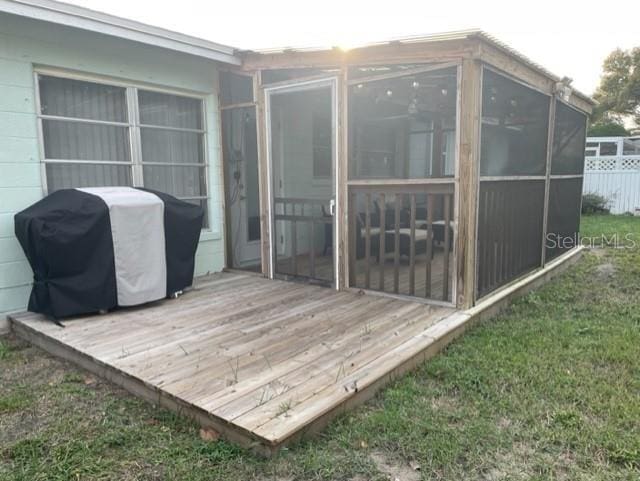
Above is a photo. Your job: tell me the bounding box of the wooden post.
[254,71,272,278]
[425,194,434,298]
[291,203,297,275]
[378,193,386,290]
[455,58,482,309]
[409,194,416,295]
[348,190,357,286]
[541,97,556,268]
[337,66,349,290]
[442,194,451,301]
[393,193,401,293]
[309,214,316,278]
[365,192,371,289]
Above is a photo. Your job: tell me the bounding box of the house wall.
[0,13,227,331]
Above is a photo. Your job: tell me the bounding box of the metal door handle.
[329,199,336,216]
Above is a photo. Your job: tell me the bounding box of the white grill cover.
[78,187,167,306]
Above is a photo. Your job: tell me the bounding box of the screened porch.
[219,32,592,310]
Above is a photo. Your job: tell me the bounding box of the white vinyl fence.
[583,137,640,215]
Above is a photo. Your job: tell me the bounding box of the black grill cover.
[14,188,203,320]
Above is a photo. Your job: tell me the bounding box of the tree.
[587,120,629,137]
[592,47,640,128]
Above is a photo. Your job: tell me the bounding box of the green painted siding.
[0,12,227,325]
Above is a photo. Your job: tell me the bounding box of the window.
[37,74,209,227]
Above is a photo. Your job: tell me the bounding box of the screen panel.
[551,101,588,175]
[480,69,549,176]
[219,71,254,106]
[545,177,583,260]
[477,180,545,298]
[348,66,457,180]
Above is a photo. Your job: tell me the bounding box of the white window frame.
[34,68,211,229]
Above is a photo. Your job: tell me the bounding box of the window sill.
[199,230,222,242]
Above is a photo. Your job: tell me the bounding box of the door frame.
[263,76,340,288]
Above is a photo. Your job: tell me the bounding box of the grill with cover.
[15,187,203,320]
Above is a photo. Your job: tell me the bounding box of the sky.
[66,0,638,96]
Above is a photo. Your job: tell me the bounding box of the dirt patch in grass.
[595,261,616,279]
[370,450,420,481]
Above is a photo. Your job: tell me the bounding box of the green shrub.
[582,192,610,214]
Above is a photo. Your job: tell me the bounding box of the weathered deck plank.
[9,272,458,454]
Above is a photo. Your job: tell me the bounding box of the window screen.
[480,70,549,176]
[545,177,583,260]
[551,101,587,175]
[38,75,209,227]
[313,108,332,179]
[477,180,545,297]
[219,71,253,106]
[348,66,457,179]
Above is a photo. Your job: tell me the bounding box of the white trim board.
[0,0,240,64]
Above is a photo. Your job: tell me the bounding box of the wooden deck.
[8,247,585,455]
[9,271,466,454]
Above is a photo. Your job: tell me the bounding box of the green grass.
[1,214,639,480]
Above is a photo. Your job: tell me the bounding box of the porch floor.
[9,272,464,454]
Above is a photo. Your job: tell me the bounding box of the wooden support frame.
[337,65,349,290]
[456,58,482,309]
[540,96,557,267]
[255,70,272,277]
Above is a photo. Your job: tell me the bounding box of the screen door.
[266,79,337,285]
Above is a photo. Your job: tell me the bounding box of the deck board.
[9,272,459,453]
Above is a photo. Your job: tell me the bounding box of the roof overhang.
[0,0,241,65]
[239,29,595,114]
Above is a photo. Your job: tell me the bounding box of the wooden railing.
[273,197,332,278]
[348,182,455,302]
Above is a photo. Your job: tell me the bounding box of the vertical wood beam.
[378,193,386,290]
[409,194,416,295]
[425,194,434,298]
[540,97,557,268]
[455,58,482,309]
[216,72,233,271]
[348,190,357,286]
[442,194,451,301]
[365,193,371,289]
[338,65,349,290]
[309,217,316,278]
[291,203,297,275]
[393,194,401,293]
[254,71,271,278]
